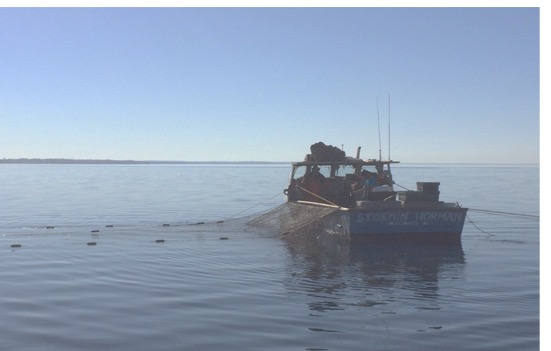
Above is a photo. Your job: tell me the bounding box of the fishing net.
[248,202,351,258]
[248,202,339,235]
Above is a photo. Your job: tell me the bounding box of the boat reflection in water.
[283,229,465,313]
[349,242,465,300]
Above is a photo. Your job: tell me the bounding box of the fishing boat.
[282,142,468,243]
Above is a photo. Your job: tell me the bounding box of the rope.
[466,207,538,237]
[295,184,339,207]
[468,208,539,220]
[392,182,411,191]
[221,192,284,222]
[466,213,494,236]
[182,192,284,226]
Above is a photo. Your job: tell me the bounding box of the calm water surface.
[0,164,539,350]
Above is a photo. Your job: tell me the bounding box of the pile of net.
[307,142,346,162]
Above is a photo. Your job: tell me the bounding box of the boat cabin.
[285,157,400,208]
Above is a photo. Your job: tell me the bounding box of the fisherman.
[363,170,379,191]
[348,170,367,201]
[301,166,328,202]
[308,166,326,182]
[352,170,378,195]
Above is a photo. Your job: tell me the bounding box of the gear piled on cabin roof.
[307,142,346,162]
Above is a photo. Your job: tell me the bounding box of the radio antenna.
[388,95,391,160]
[377,98,382,161]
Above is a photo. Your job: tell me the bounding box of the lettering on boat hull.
[355,210,465,225]
[348,208,467,237]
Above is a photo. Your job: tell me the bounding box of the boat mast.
[377,98,382,161]
[388,95,391,161]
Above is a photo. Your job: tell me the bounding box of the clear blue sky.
[0,7,540,163]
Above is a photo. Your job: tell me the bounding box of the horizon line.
[0,158,540,166]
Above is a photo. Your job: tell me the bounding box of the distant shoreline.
[0,159,539,166]
[0,159,288,165]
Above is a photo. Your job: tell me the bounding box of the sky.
[0,5,541,164]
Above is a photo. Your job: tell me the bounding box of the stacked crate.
[398,182,440,202]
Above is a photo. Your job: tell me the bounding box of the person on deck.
[363,171,379,191]
[351,170,377,200]
[301,166,327,202]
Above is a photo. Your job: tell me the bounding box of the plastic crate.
[399,190,440,202]
[398,191,424,201]
[416,182,440,192]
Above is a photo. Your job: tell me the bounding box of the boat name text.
[355,211,464,223]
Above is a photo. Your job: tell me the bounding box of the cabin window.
[294,166,306,179]
[293,165,331,180]
[360,166,379,175]
[318,166,331,178]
